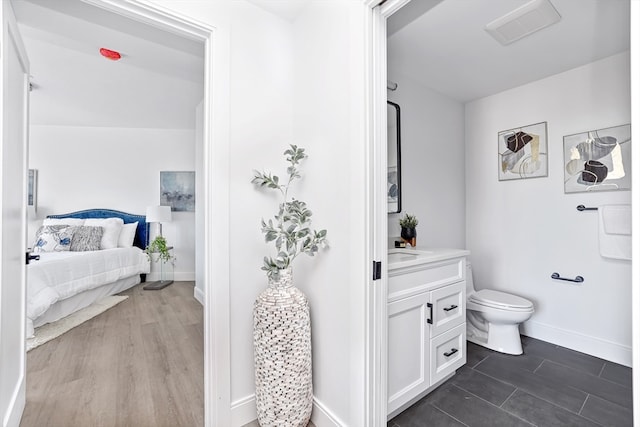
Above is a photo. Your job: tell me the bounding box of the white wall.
[465,52,632,365]
[226,2,295,423]
[291,2,367,425]
[386,72,465,249]
[28,125,196,280]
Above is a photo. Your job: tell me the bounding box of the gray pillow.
[70,226,104,251]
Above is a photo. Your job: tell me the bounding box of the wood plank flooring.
[21,281,204,427]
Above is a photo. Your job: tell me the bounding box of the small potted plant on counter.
[399,213,418,247]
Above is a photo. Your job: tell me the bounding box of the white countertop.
[388,247,470,271]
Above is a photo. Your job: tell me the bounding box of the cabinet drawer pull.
[443,304,458,312]
[444,348,458,357]
[427,303,433,324]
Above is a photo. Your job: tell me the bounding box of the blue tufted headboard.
[47,208,147,249]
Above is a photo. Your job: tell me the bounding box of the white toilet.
[466,263,534,355]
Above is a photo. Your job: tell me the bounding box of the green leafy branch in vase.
[251,145,328,279]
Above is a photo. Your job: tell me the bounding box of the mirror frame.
[387,101,402,214]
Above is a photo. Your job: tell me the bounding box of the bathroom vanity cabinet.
[387,248,469,417]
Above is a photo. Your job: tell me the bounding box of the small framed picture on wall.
[160,171,195,212]
[498,122,548,181]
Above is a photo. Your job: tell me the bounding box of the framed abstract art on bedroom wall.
[160,171,195,212]
[498,121,548,181]
[563,123,631,193]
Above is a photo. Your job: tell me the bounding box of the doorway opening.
[12,0,224,424]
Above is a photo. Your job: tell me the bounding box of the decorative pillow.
[33,225,76,253]
[84,218,124,249]
[118,222,138,248]
[42,218,85,227]
[70,226,104,251]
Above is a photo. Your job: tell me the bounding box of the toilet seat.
[469,289,533,311]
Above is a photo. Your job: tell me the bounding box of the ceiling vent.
[485,0,561,45]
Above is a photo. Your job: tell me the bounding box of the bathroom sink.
[388,248,432,264]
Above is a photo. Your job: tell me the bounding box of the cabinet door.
[429,281,465,337]
[430,323,466,384]
[387,292,430,415]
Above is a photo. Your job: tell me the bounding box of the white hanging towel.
[599,204,631,260]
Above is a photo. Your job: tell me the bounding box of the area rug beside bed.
[27,295,129,352]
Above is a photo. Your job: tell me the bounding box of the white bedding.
[27,247,150,334]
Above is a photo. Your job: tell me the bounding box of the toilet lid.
[469,289,533,310]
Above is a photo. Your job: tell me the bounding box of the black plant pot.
[401,227,417,247]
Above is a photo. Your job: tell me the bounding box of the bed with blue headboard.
[46,208,148,249]
[27,209,151,339]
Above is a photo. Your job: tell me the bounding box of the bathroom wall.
[465,52,632,365]
[387,72,466,249]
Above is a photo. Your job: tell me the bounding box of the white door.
[0,0,29,425]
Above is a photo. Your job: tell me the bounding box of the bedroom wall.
[465,52,632,365]
[386,72,466,249]
[28,125,196,281]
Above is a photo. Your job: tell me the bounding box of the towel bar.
[551,272,584,283]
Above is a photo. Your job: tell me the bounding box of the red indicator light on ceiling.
[99,48,121,61]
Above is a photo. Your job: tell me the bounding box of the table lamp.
[146,205,172,238]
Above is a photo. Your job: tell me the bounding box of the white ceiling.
[13,0,204,129]
[14,0,628,127]
[388,0,630,102]
[245,0,308,22]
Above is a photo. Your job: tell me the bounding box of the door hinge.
[373,261,382,280]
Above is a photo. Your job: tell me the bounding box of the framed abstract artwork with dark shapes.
[498,122,548,181]
[563,124,631,193]
[160,171,195,212]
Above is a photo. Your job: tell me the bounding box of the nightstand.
[143,246,174,290]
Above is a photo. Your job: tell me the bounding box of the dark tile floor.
[389,336,633,427]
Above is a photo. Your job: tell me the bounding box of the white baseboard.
[311,396,346,427]
[521,320,632,367]
[4,374,25,427]
[230,395,346,427]
[146,272,195,282]
[193,286,204,306]
[231,394,256,427]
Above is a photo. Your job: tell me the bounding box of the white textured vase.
[253,268,313,426]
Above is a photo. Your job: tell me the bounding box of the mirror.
[387,101,401,213]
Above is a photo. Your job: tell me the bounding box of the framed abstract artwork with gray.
[563,124,631,193]
[160,171,195,212]
[498,121,548,181]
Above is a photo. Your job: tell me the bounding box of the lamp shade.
[146,205,172,223]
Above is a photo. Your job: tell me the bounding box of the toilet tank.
[466,262,476,295]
